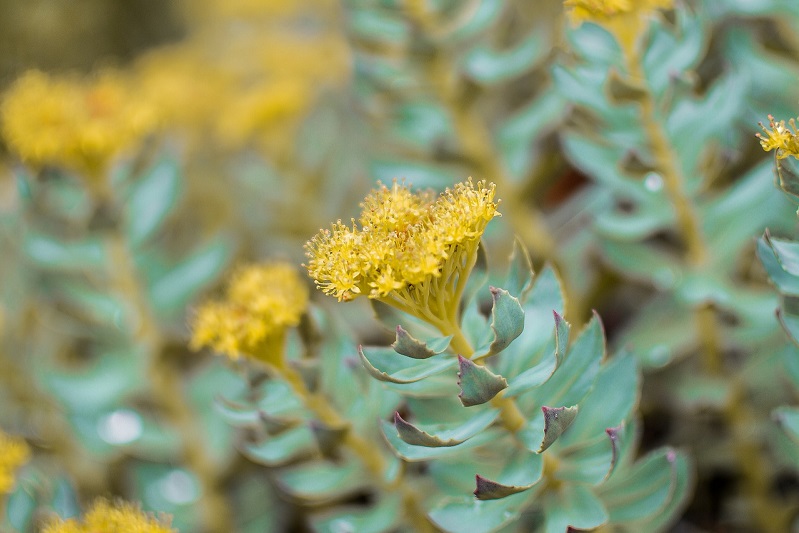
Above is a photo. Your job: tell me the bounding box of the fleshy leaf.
[542,483,609,533]
[393,409,499,447]
[538,405,579,453]
[311,494,402,533]
[428,493,528,533]
[358,346,456,384]
[242,426,317,466]
[380,420,503,462]
[458,355,508,407]
[474,287,525,359]
[126,155,181,246]
[276,460,366,502]
[392,326,452,359]
[758,233,799,296]
[504,237,534,301]
[474,448,542,500]
[598,447,678,523]
[531,312,604,407]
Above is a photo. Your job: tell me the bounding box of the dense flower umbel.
[305,179,499,330]
[0,70,157,179]
[190,263,308,365]
[43,499,175,533]
[0,430,29,494]
[758,115,799,159]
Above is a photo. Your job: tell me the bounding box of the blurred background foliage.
[2,0,799,531]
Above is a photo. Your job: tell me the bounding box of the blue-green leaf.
[380,420,503,462]
[474,448,543,500]
[126,155,181,246]
[538,406,579,453]
[149,235,232,317]
[392,326,452,359]
[428,493,528,533]
[393,409,499,447]
[358,346,456,384]
[242,426,317,466]
[542,484,608,533]
[531,313,604,407]
[458,356,508,407]
[276,461,366,502]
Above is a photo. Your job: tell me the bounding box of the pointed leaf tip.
[474,474,534,500]
[538,405,579,453]
[392,325,451,359]
[458,355,508,407]
[475,287,524,358]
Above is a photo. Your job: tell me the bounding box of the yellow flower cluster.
[43,499,175,533]
[190,263,309,365]
[564,0,672,22]
[758,115,799,159]
[305,179,499,327]
[0,70,157,179]
[133,0,349,155]
[0,430,29,494]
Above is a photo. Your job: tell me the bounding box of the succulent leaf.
[473,448,542,500]
[538,405,579,453]
[392,325,452,359]
[380,419,504,462]
[242,425,317,466]
[358,346,456,384]
[457,355,508,407]
[473,287,525,359]
[392,410,500,447]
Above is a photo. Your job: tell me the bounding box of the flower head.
[758,115,799,159]
[190,262,309,365]
[43,498,175,533]
[0,70,158,179]
[0,430,29,494]
[305,179,499,329]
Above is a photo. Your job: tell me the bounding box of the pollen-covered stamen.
[757,114,799,159]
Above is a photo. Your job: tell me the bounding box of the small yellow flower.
[758,115,799,159]
[0,430,29,494]
[305,179,499,332]
[0,70,158,180]
[42,498,175,533]
[190,262,309,365]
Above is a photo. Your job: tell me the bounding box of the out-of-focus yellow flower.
[758,115,799,159]
[564,0,672,53]
[42,498,175,533]
[190,263,309,365]
[132,0,350,156]
[0,430,29,494]
[0,70,158,180]
[305,180,499,331]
